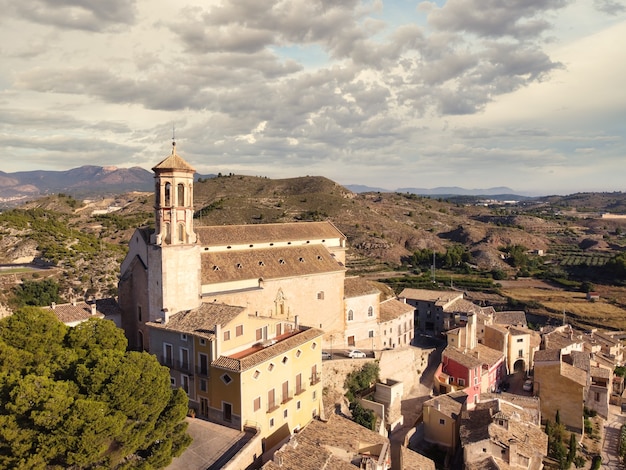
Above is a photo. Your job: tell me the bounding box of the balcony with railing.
[159,356,193,373]
[196,365,209,377]
[310,372,321,386]
[267,401,280,413]
[295,385,306,396]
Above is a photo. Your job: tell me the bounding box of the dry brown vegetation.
[2,177,626,326]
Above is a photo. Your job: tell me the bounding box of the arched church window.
[177,183,185,206]
[348,310,354,321]
[164,183,171,206]
[164,223,171,244]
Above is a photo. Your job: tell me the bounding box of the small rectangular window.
[181,333,187,341]
[368,330,374,338]
[254,397,261,411]
[256,328,263,341]
[224,330,231,341]
[317,291,324,300]
[439,418,445,425]
[236,325,244,337]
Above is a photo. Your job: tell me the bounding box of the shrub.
[591,455,601,470]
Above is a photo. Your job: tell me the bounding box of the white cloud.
[0,0,624,195]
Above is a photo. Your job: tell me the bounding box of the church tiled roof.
[201,244,345,284]
[152,146,195,172]
[195,221,345,247]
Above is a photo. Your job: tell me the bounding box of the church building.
[117,143,414,450]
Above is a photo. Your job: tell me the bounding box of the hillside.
[1,175,625,314]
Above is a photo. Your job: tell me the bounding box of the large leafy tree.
[0,307,191,469]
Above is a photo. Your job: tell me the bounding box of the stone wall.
[322,346,434,398]
[378,346,434,393]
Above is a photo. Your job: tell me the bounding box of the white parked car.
[348,349,366,359]
[523,379,533,392]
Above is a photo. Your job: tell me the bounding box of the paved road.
[601,405,625,470]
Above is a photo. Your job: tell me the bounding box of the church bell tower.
[147,141,202,319]
[152,140,197,246]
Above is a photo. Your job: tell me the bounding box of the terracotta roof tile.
[398,288,463,304]
[424,391,468,419]
[213,327,323,372]
[493,311,527,327]
[152,149,195,172]
[444,298,484,314]
[195,221,345,247]
[379,298,414,322]
[461,398,547,461]
[201,244,345,285]
[400,447,436,470]
[533,349,560,362]
[146,302,245,339]
[443,346,483,369]
[560,362,588,387]
[43,299,119,324]
[344,276,380,298]
[264,414,390,470]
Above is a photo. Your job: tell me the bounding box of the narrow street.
[389,335,446,469]
[601,405,625,470]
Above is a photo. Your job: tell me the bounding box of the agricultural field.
[500,283,626,330]
[558,252,612,267]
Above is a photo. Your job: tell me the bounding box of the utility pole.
[431,252,436,284]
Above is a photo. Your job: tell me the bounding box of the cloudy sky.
[1,0,624,195]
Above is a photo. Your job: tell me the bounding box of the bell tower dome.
[151,141,197,246]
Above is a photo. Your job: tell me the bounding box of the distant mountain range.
[0,165,533,207]
[0,166,215,206]
[345,184,531,198]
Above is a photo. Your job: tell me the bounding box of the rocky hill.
[0,166,154,204]
[1,174,625,311]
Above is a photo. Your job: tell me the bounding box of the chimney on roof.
[162,308,170,324]
[72,299,77,306]
[51,302,56,310]
[91,303,97,315]
[215,324,221,358]
[435,400,440,411]
[294,315,299,330]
